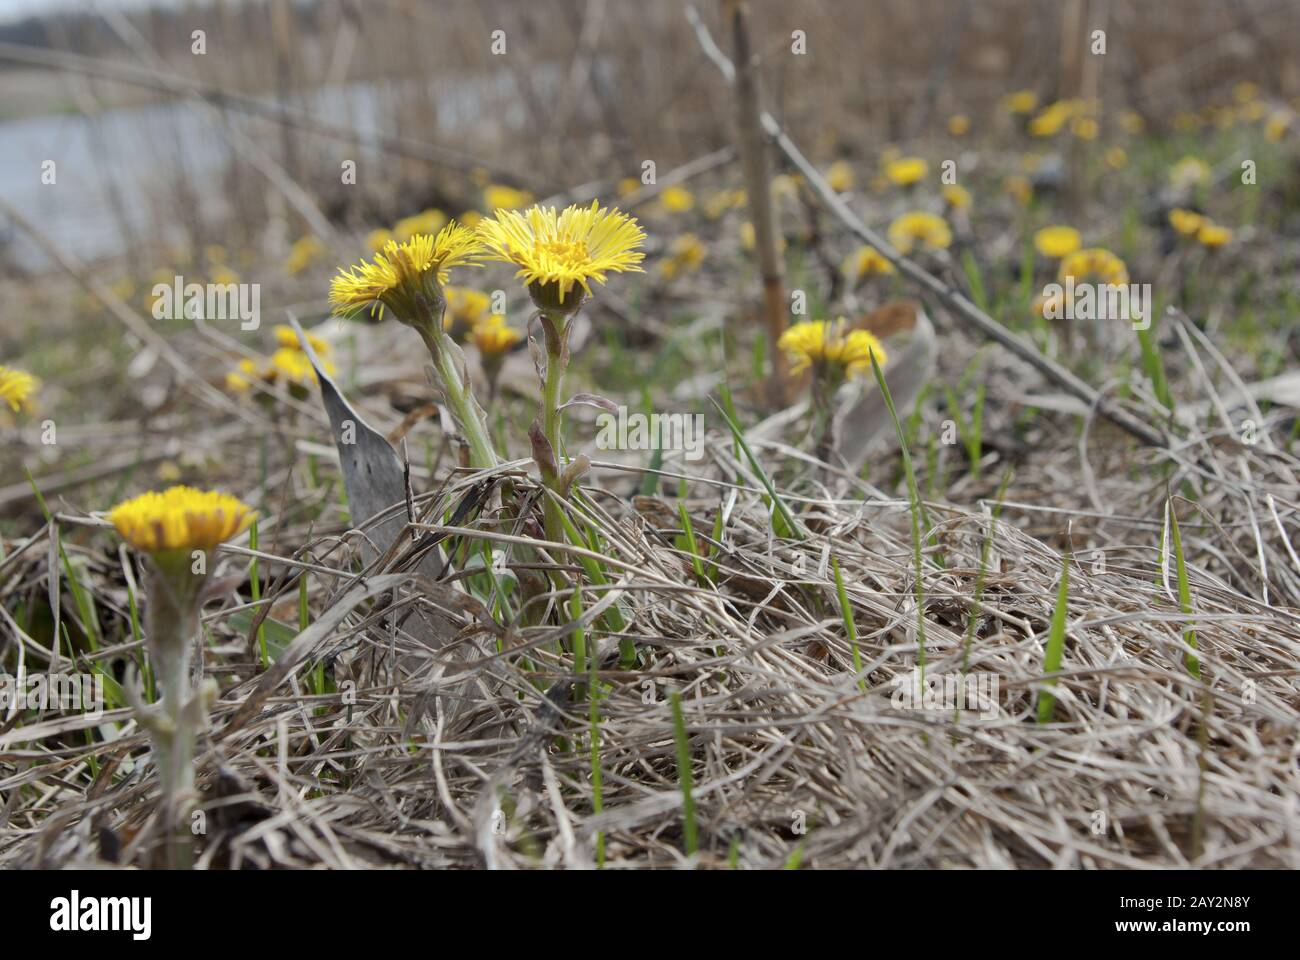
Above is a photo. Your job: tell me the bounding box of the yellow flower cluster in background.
[110,485,254,554]
[662,233,706,279]
[780,319,887,380]
[226,325,335,393]
[1059,247,1129,285]
[470,314,522,356]
[887,211,952,254]
[659,185,695,213]
[483,184,535,212]
[884,156,928,187]
[284,235,325,275]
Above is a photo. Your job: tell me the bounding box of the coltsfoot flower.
[942,184,972,211]
[284,235,325,275]
[883,156,928,187]
[471,314,522,356]
[329,224,483,324]
[1002,89,1039,115]
[1196,222,1233,248]
[843,245,895,281]
[1059,248,1129,285]
[825,160,854,193]
[780,319,888,381]
[477,200,646,312]
[1034,225,1082,259]
[484,184,535,212]
[444,286,493,339]
[660,185,695,213]
[662,233,706,279]
[887,211,952,254]
[948,114,971,137]
[1169,208,1206,237]
[110,486,254,555]
[0,365,39,413]
[394,208,447,241]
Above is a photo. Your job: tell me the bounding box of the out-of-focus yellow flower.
[210,266,240,286]
[366,228,393,252]
[155,461,183,484]
[483,184,534,212]
[825,160,854,193]
[1104,146,1128,170]
[394,209,447,241]
[704,188,747,219]
[1169,208,1205,237]
[476,200,645,309]
[273,324,330,356]
[884,156,928,187]
[1029,100,1079,137]
[268,347,322,387]
[1059,247,1128,285]
[948,114,970,137]
[942,184,972,210]
[843,244,895,281]
[458,210,483,229]
[617,177,640,197]
[1234,81,1260,104]
[110,486,254,555]
[779,318,887,379]
[470,314,522,355]
[660,184,695,213]
[284,235,325,275]
[1196,222,1233,248]
[444,286,492,334]
[1173,112,1202,133]
[1170,156,1211,190]
[662,232,706,279]
[1004,175,1033,205]
[0,365,38,412]
[225,357,257,393]
[1034,225,1082,259]
[887,211,951,254]
[1238,100,1266,123]
[1265,110,1293,142]
[1071,116,1099,140]
[770,174,801,201]
[205,244,228,265]
[1120,110,1145,135]
[1002,90,1039,115]
[330,224,484,321]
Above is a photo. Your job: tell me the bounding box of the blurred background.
[2,0,1298,273]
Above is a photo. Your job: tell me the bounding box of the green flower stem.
[142,556,205,869]
[540,311,569,545]
[418,326,500,470]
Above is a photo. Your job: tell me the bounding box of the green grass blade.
[1036,554,1072,724]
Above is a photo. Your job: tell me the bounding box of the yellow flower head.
[617,177,640,197]
[1059,248,1128,285]
[779,319,887,380]
[1003,90,1039,115]
[471,315,522,356]
[483,184,534,212]
[1265,110,1293,142]
[887,211,952,254]
[1196,222,1233,248]
[477,200,646,309]
[444,285,492,333]
[1170,156,1211,190]
[365,228,393,252]
[948,114,971,137]
[942,184,972,210]
[704,188,747,219]
[1071,116,1099,140]
[273,324,330,356]
[284,235,325,275]
[1104,146,1128,170]
[825,160,855,193]
[662,232,706,279]
[843,244,895,280]
[0,365,39,413]
[1120,110,1146,135]
[1169,208,1205,237]
[1034,225,1082,259]
[884,156,928,187]
[660,184,695,213]
[329,224,483,323]
[1029,100,1075,138]
[110,486,254,554]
